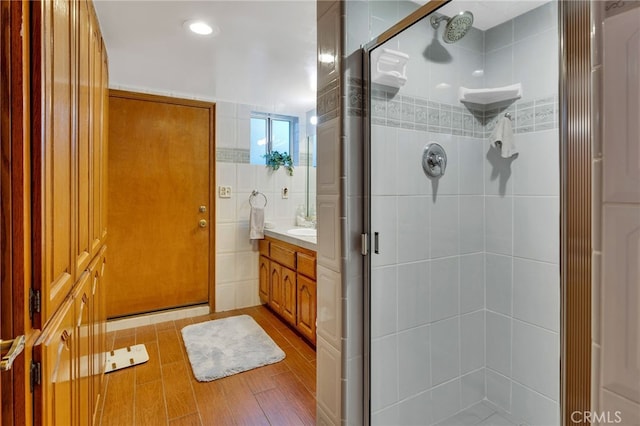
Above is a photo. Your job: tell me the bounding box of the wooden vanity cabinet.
[259,237,317,345]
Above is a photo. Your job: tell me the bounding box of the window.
[250,112,299,165]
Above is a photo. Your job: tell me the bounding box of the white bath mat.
[105,344,149,373]
[181,314,285,382]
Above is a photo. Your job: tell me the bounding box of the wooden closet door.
[33,0,76,324]
[107,91,215,317]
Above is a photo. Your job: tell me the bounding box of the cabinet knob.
[199,219,207,228]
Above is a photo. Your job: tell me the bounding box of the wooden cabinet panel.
[73,273,92,426]
[35,0,76,325]
[270,242,296,270]
[281,266,297,326]
[259,239,270,256]
[269,263,283,313]
[90,24,104,255]
[297,252,316,280]
[259,237,316,345]
[34,297,75,426]
[297,274,317,344]
[259,256,270,304]
[75,0,92,276]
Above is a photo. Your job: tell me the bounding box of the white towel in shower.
[490,116,517,158]
[249,206,265,240]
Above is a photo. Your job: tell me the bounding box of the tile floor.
[97,305,316,425]
[436,401,522,426]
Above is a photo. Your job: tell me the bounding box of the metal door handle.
[1,335,25,371]
[199,219,207,228]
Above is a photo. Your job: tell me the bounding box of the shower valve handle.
[422,143,447,178]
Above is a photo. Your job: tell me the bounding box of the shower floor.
[435,401,523,426]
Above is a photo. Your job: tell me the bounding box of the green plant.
[264,150,294,176]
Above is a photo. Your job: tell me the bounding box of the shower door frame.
[361,1,592,424]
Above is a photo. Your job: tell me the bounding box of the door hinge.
[30,361,41,392]
[29,288,41,320]
[361,233,368,256]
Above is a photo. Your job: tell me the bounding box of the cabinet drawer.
[258,239,270,256]
[297,252,316,280]
[270,243,296,270]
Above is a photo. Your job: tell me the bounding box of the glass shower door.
[367,2,561,425]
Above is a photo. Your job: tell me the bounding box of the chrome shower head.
[430,11,474,44]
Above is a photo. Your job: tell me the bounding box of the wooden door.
[259,255,270,304]
[297,274,316,344]
[2,1,38,425]
[107,90,215,317]
[281,267,297,326]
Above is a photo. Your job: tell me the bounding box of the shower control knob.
[422,143,447,178]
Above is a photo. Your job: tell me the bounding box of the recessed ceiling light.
[184,20,219,36]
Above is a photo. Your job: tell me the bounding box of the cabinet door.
[91,247,107,421]
[296,274,316,344]
[90,22,104,255]
[269,262,283,313]
[73,273,92,426]
[281,267,297,326]
[259,256,270,304]
[75,0,92,277]
[34,0,76,325]
[34,297,75,426]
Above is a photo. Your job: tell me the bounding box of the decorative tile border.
[216,148,250,164]
[352,81,559,137]
[318,79,340,124]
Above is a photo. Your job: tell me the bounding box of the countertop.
[263,226,317,252]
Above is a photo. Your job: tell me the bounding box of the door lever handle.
[0,335,25,371]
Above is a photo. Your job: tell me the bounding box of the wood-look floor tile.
[242,363,280,395]
[255,387,312,426]
[100,305,316,426]
[136,341,162,385]
[284,333,316,362]
[220,374,270,426]
[174,317,194,331]
[112,332,136,351]
[168,413,201,426]
[105,332,117,352]
[271,371,316,425]
[155,320,176,332]
[100,368,136,426]
[136,324,158,344]
[162,361,198,420]
[135,380,168,426]
[282,345,316,396]
[192,379,235,426]
[157,328,185,365]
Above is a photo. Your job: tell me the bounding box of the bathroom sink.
[287,228,317,237]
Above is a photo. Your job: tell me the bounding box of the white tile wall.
[397,261,430,330]
[214,101,310,312]
[461,311,485,374]
[512,259,560,332]
[398,325,431,400]
[431,317,460,386]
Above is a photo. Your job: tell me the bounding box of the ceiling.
[94,0,317,114]
[94,1,550,114]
